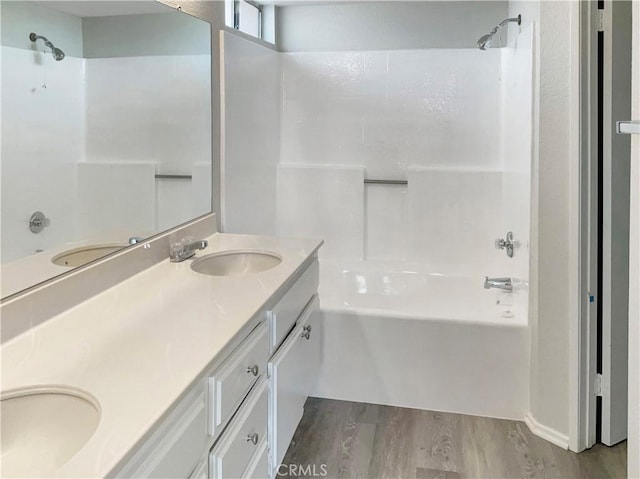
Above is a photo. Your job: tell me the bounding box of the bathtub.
[312,260,530,420]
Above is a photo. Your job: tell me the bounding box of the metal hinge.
[595,373,603,396]
[597,10,605,31]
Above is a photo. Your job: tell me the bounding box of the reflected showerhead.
[52,47,65,61]
[29,32,65,61]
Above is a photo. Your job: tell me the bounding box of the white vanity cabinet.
[112,257,321,479]
[268,295,321,476]
[114,384,209,479]
[209,379,268,478]
[209,323,269,439]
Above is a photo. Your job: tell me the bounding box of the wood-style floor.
[278,398,627,479]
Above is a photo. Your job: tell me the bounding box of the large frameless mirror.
[1,0,212,299]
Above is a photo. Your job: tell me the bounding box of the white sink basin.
[191,250,282,276]
[1,387,101,477]
[51,244,126,267]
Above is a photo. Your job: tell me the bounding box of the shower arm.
[492,15,522,35]
[29,32,65,61]
[29,33,53,49]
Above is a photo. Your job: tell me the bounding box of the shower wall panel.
[84,54,211,232]
[220,32,281,236]
[281,49,503,177]
[0,46,83,263]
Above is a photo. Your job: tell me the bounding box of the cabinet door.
[269,295,321,474]
[118,386,208,479]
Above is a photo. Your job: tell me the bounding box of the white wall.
[512,0,575,446]
[0,1,84,56]
[221,32,281,235]
[276,1,508,52]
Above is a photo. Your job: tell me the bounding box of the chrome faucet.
[484,276,513,292]
[170,239,208,263]
[495,231,515,258]
[129,236,145,245]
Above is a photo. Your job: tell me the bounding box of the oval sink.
[52,244,126,267]
[191,250,282,276]
[1,387,101,477]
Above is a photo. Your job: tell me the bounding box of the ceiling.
[34,1,175,17]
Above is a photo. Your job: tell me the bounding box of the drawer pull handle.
[246,433,259,445]
[301,331,311,340]
[303,325,312,333]
[246,365,259,376]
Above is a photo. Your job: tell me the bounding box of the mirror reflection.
[1,0,212,299]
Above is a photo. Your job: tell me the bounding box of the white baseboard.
[524,413,570,450]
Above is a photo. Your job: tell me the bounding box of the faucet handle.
[495,232,515,258]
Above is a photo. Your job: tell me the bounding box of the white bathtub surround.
[501,27,534,283]
[221,32,281,236]
[77,162,157,237]
[281,49,502,175]
[192,161,213,218]
[1,46,212,266]
[276,165,365,260]
[84,54,211,172]
[407,167,509,277]
[365,184,408,261]
[0,46,84,263]
[0,233,322,478]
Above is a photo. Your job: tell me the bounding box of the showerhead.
[29,32,65,61]
[477,34,493,51]
[477,14,522,51]
[52,47,65,61]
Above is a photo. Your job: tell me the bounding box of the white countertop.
[0,233,322,478]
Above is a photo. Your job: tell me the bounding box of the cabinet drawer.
[210,322,269,437]
[268,260,319,353]
[209,380,268,479]
[269,295,321,474]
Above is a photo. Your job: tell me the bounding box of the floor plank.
[279,398,628,479]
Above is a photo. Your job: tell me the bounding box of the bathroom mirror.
[0,0,213,299]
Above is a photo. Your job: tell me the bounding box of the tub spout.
[484,276,513,291]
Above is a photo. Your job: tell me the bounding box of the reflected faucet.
[170,238,208,263]
[484,277,513,292]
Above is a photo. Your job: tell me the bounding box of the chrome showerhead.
[52,47,65,61]
[477,34,493,51]
[29,32,65,61]
[476,14,522,51]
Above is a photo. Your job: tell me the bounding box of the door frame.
[571,0,633,453]
[569,0,598,453]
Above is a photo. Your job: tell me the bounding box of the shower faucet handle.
[495,231,515,258]
[29,211,50,234]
